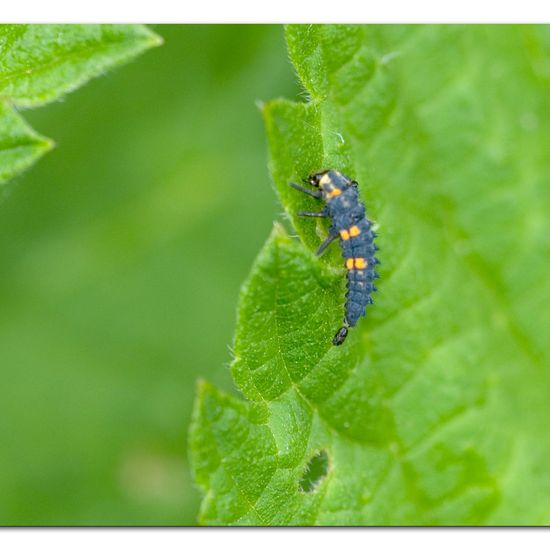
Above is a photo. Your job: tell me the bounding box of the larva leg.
[289,181,322,199]
[297,209,328,218]
[316,232,339,256]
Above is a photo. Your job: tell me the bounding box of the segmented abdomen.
[333,208,377,327]
[339,217,377,326]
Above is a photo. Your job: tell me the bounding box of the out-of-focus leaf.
[0,24,161,108]
[0,24,161,187]
[0,103,51,186]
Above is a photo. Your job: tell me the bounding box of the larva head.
[306,170,331,187]
[307,170,353,200]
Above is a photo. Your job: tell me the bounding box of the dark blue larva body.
[289,169,378,345]
[325,178,377,327]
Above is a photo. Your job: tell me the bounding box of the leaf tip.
[266,221,295,253]
[195,377,213,399]
[40,136,56,153]
[143,27,164,49]
[271,221,288,239]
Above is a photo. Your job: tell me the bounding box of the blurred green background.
[0,25,298,525]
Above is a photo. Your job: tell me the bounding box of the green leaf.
[0,24,162,108]
[190,25,550,525]
[0,103,52,186]
[0,24,161,187]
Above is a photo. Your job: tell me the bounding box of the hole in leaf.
[299,449,330,493]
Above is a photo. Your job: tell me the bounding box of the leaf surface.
[190,25,550,525]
